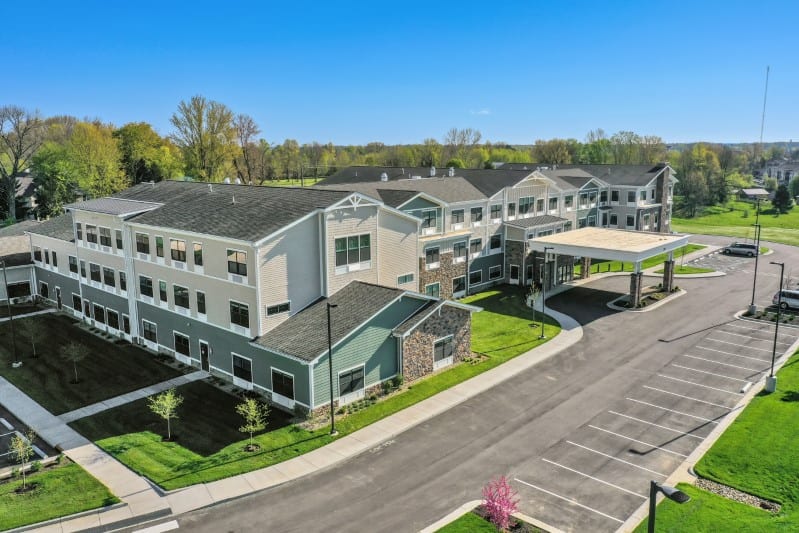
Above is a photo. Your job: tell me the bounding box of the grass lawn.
[575,244,706,275]
[261,177,325,187]
[436,512,500,532]
[653,265,715,275]
[639,352,799,530]
[673,200,799,247]
[0,461,119,531]
[70,286,561,490]
[0,313,183,414]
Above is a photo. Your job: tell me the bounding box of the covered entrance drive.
[528,227,690,308]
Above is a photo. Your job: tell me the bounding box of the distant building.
[738,188,770,201]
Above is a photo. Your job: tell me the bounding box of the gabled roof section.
[504,215,568,229]
[65,197,162,216]
[0,220,40,238]
[375,189,420,208]
[392,299,481,337]
[316,177,486,204]
[557,164,671,187]
[111,181,351,242]
[26,213,75,242]
[254,281,409,362]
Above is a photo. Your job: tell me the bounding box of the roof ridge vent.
[208,183,213,192]
[429,165,436,177]
[380,172,389,182]
[232,194,236,205]
[448,167,455,177]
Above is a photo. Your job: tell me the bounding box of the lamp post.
[766,261,784,393]
[748,222,762,315]
[648,480,691,533]
[1,260,20,368]
[326,302,339,436]
[539,246,554,339]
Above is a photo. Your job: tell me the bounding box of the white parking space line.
[696,345,771,362]
[715,330,792,346]
[514,478,625,524]
[681,354,766,373]
[566,441,668,477]
[626,398,719,423]
[643,386,734,409]
[133,520,180,533]
[728,322,797,339]
[608,411,704,440]
[706,337,773,352]
[671,364,750,382]
[587,425,688,458]
[541,458,647,499]
[656,374,743,395]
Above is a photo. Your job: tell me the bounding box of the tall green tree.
[0,106,44,222]
[772,184,793,213]
[114,122,183,184]
[532,139,573,164]
[170,95,236,181]
[232,114,260,183]
[68,122,127,197]
[789,175,799,199]
[31,142,79,218]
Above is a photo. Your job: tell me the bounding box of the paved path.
[0,308,56,323]
[59,370,209,424]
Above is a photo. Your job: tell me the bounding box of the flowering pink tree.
[482,475,519,531]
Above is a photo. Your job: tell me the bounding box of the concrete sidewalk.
[0,308,56,323]
[59,370,209,424]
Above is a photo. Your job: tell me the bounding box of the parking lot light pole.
[327,302,339,436]
[766,261,785,393]
[1,260,20,368]
[748,222,762,315]
[648,480,691,533]
[539,246,554,339]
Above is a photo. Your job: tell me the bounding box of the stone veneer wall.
[402,305,471,383]
[418,251,467,299]
[505,241,524,283]
[655,165,672,233]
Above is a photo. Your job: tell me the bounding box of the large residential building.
[24,181,478,415]
[316,163,677,298]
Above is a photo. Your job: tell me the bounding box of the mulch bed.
[473,505,542,532]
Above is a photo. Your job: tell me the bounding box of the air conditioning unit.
[231,275,243,284]
[174,262,185,269]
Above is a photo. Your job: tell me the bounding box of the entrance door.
[55,287,62,309]
[509,264,520,285]
[199,340,210,371]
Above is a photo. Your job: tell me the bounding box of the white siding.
[326,206,379,294]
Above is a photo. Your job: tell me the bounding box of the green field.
[575,244,706,275]
[261,177,325,187]
[653,265,715,275]
[673,200,799,246]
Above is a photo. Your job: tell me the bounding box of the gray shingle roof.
[374,189,419,208]
[392,300,441,336]
[557,164,668,187]
[317,177,486,204]
[504,215,568,229]
[65,197,162,216]
[25,213,75,242]
[254,281,407,362]
[0,220,40,238]
[112,181,351,242]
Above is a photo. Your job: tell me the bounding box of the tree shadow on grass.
[780,390,799,402]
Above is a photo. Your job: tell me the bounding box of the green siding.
[312,296,428,406]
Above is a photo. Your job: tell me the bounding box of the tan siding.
[30,234,78,278]
[326,206,379,294]
[377,210,418,290]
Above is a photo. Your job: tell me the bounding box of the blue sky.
[4,1,797,145]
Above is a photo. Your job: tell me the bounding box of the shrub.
[30,460,42,473]
[381,381,392,394]
[391,374,404,389]
[11,467,20,479]
[482,476,519,531]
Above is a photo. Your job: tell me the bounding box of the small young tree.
[236,397,269,451]
[148,388,183,440]
[9,429,36,490]
[482,476,519,532]
[60,341,85,383]
[528,284,541,323]
[17,320,40,358]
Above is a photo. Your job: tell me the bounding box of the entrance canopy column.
[630,261,643,308]
[662,250,675,293]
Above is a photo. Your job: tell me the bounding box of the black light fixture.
[539,246,554,339]
[766,261,785,393]
[748,222,762,314]
[648,480,690,533]
[326,302,339,436]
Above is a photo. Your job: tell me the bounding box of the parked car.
[773,290,799,310]
[722,242,758,257]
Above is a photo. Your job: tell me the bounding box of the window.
[643,213,651,228]
[564,196,573,209]
[69,256,78,274]
[536,198,544,213]
[136,233,150,254]
[578,218,587,228]
[339,366,364,396]
[39,282,48,299]
[434,337,453,362]
[52,251,58,267]
[453,241,466,262]
[80,260,86,278]
[489,265,502,280]
[155,236,164,258]
[627,191,636,203]
[142,320,157,343]
[232,354,252,382]
[170,239,186,262]
[174,285,189,309]
[654,212,659,225]
[86,225,98,244]
[174,333,190,357]
[334,235,371,270]
[626,215,635,228]
[564,221,573,231]
[33,246,41,262]
[103,267,115,287]
[451,209,464,224]
[453,276,465,294]
[589,191,597,205]
[193,243,203,266]
[76,223,82,240]
[507,202,516,217]
[469,270,482,285]
[115,230,123,250]
[549,197,558,211]
[72,293,81,311]
[139,276,153,297]
[267,301,291,315]
[650,189,655,200]
[159,280,167,303]
[99,227,112,247]
[44,250,49,265]
[397,273,414,285]
[272,370,294,400]
[470,207,483,223]
[470,239,482,256]
[196,291,206,314]
[519,197,533,214]
[425,282,440,298]
[640,190,647,202]
[230,301,249,328]
[90,263,101,282]
[579,193,588,209]
[123,315,130,334]
[425,247,440,268]
[610,213,618,225]
[420,209,437,230]
[107,310,120,331]
[491,204,502,220]
[600,190,607,203]
[227,249,248,276]
[490,235,501,251]
[93,304,105,324]
[588,215,596,227]
[119,271,127,291]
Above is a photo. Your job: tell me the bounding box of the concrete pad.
[96,504,135,527]
[272,455,316,480]
[123,490,170,516]
[301,448,342,470]
[325,436,372,457]
[59,511,103,533]
[167,485,214,515]
[206,475,256,503]
[241,466,290,490]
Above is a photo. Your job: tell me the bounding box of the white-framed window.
[174,331,191,363]
[470,238,482,259]
[611,190,619,203]
[610,213,618,226]
[99,227,112,248]
[453,241,467,263]
[397,273,414,285]
[420,209,438,234]
[271,368,295,409]
[587,215,596,227]
[579,193,588,209]
[71,293,82,313]
[89,263,101,284]
[489,235,502,253]
[174,285,190,312]
[232,353,253,390]
[139,275,153,300]
[266,301,291,316]
[489,265,502,280]
[135,232,150,255]
[107,309,120,331]
[93,303,105,325]
[627,191,636,204]
[433,335,454,370]
[196,291,206,317]
[507,202,516,219]
[548,197,558,212]
[338,365,365,404]
[170,239,187,264]
[470,207,483,225]
[115,229,123,251]
[536,198,544,213]
[519,197,533,216]
[103,267,115,288]
[159,280,168,305]
[68,255,78,276]
[33,246,42,263]
[564,196,573,211]
[119,271,127,293]
[193,243,203,269]
[75,223,82,241]
[451,209,464,229]
[643,213,651,230]
[86,225,98,244]
[334,234,371,274]
[626,215,635,228]
[469,270,482,285]
[39,281,49,299]
[155,236,164,260]
[227,248,248,281]
[490,204,502,222]
[425,247,440,270]
[452,276,466,297]
[229,300,250,334]
[425,282,440,298]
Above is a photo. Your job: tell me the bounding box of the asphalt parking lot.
[687,248,758,275]
[0,407,53,469]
